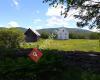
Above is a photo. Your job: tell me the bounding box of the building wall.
[25,34,38,42]
[57,28,69,40]
[24,28,40,42]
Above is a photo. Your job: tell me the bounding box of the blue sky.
[0,0,96,31]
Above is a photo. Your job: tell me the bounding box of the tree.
[41,32,49,39]
[89,32,100,39]
[69,33,86,39]
[0,28,24,48]
[43,0,100,29]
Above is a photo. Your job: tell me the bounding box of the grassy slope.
[21,39,100,52]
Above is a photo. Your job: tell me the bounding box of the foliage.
[49,33,57,39]
[43,0,100,29]
[69,33,86,39]
[0,28,24,48]
[41,32,57,39]
[89,32,100,39]
[69,32,100,39]
[0,49,100,80]
[21,39,100,52]
[41,32,50,39]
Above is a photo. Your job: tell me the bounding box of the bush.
[69,33,86,39]
[89,32,100,39]
[41,32,49,39]
[0,28,24,48]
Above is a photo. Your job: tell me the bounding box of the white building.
[56,27,69,40]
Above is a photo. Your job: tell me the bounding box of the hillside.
[37,27,92,34]
[0,27,92,34]
[0,27,27,32]
[16,27,27,32]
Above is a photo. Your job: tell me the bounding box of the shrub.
[0,28,24,48]
[69,33,86,39]
[89,32,100,39]
[41,32,49,39]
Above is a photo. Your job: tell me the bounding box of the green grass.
[21,39,100,52]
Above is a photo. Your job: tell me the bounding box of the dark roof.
[24,28,40,36]
[24,28,32,34]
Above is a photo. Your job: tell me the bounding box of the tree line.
[41,32,100,39]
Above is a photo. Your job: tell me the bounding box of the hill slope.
[37,27,92,34]
[0,27,92,34]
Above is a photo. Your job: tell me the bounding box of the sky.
[0,0,98,31]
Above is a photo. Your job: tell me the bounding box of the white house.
[56,27,69,40]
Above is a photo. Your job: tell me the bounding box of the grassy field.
[21,39,100,52]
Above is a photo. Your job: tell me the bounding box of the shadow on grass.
[0,48,100,80]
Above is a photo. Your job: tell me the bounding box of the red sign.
[28,48,43,62]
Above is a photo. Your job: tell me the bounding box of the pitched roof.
[32,29,40,36]
[25,28,40,36]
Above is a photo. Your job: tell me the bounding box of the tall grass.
[21,39,100,52]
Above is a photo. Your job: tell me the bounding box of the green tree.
[43,0,100,29]
[0,28,24,48]
[89,32,100,39]
[69,33,87,39]
[41,32,49,39]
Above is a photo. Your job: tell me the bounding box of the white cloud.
[46,16,69,27]
[6,21,19,28]
[46,4,65,17]
[46,3,99,30]
[46,4,79,27]
[91,28,100,32]
[46,4,79,17]
[12,0,20,8]
[82,26,100,32]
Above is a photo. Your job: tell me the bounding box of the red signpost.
[28,48,43,62]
